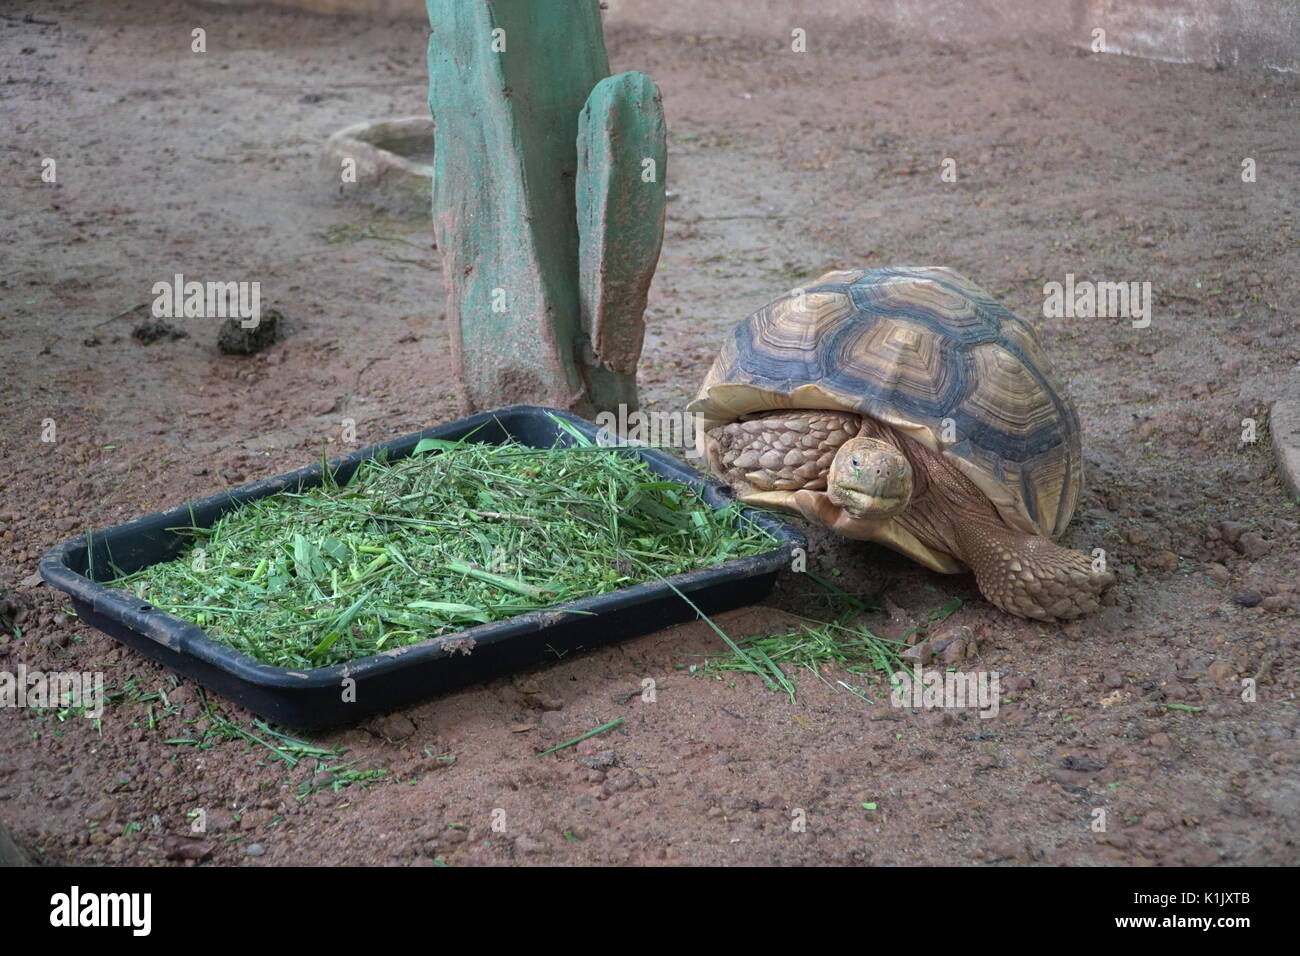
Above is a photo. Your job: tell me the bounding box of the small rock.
[901,641,935,663]
[1103,671,1124,689]
[576,750,617,770]
[372,714,417,741]
[513,834,546,855]
[1232,589,1263,608]
[1143,811,1171,831]
[245,842,266,858]
[1235,532,1269,559]
[985,839,1019,861]
[162,835,215,861]
[1206,661,1234,681]
[203,811,234,834]
[1262,595,1293,612]
[1204,563,1230,583]
[602,771,637,794]
[939,637,968,666]
[929,624,974,667]
[1146,550,1179,572]
[1061,755,1106,772]
[85,799,116,822]
[1218,521,1246,546]
[1136,234,1157,248]
[414,823,441,842]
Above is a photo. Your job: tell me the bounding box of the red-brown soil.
[1,1,1297,866]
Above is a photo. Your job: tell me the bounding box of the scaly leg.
[952,517,1115,621]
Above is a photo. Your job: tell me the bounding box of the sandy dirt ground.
[1,1,1297,866]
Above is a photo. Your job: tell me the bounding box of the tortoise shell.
[689,266,1083,540]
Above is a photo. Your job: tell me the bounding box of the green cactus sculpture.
[426,0,666,417]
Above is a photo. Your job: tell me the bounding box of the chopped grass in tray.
[112,437,778,668]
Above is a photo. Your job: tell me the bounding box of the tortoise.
[688,266,1115,621]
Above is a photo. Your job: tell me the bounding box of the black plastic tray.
[40,406,803,729]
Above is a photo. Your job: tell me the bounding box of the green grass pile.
[699,573,929,703]
[112,435,778,669]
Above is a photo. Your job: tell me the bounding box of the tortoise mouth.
[830,486,910,518]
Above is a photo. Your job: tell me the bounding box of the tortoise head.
[827,437,913,519]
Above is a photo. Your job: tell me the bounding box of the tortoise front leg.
[951,518,1116,621]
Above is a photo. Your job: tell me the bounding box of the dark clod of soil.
[217,308,282,355]
[0,819,31,867]
[131,318,189,345]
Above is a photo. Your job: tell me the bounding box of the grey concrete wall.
[603,0,1299,71]
[233,0,1298,72]
[1079,0,1299,70]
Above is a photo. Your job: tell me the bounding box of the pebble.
[1143,811,1172,832]
[940,634,970,666]
[513,834,546,855]
[414,822,442,842]
[245,843,266,857]
[576,750,617,770]
[1204,563,1230,583]
[1235,532,1269,559]
[985,839,1020,861]
[901,641,936,663]
[372,714,417,741]
[1206,661,1234,681]
[1146,550,1179,571]
[1232,589,1263,608]
[1218,520,1246,546]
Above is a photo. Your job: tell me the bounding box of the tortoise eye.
[850,457,860,468]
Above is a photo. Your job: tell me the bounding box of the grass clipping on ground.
[113,436,778,669]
